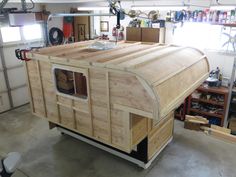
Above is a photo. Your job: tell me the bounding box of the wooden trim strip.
[56,95,62,124]
[87,69,93,136]
[56,102,89,114]
[24,62,35,113]
[106,71,112,143]
[36,61,47,117]
[113,103,153,119]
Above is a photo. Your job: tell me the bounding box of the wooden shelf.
[190,108,223,119]
[211,23,236,27]
[191,98,224,107]
[222,23,236,27]
[188,84,229,127]
[197,85,229,95]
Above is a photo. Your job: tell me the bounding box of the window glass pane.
[0,27,21,43]
[172,22,224,50]
[22,24,42,40]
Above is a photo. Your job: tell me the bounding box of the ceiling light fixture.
[77,6,110,11]
[131,5,188,11]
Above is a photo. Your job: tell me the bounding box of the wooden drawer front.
[148,116,174,160]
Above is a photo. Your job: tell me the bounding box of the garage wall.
[45,4,72,30]
[0,2,84,113]
[0,25,44,113]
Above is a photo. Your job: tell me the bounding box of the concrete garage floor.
[0,105,236,177]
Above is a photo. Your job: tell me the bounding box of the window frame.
[52,64,89,101]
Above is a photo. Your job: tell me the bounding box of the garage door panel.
[0,92,10,112]
[11,86,29,107]
[0,72,7,92]
[2,46,24,68]
[7,66,26,88]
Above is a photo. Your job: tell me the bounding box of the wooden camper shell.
[25,41,209,158]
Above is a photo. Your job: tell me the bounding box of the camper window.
[54,68,87,99]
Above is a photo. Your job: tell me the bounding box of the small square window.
[54,68,87,99]
[0,27,21,43]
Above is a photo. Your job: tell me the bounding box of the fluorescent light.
[77,6,109,11]
[131,5,188,11]
[210,5,236,11]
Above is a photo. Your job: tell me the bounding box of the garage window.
[172,22,228,50]
[22,24,43,40]
[0,27,21,43]
[54,68,88,99]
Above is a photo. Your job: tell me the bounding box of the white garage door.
[0,24,44,113]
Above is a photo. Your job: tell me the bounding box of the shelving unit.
[174,99,187,121]
[187,85,229,126]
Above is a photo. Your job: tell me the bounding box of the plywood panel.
[93,118,109,142]
[131,114,148,146]
[57,95,73,107]
[27,60,45,116]
[75,111,92,136]
[155,59,208,117]
[89,68,110,143]
[148,112,174,160]
[74,99,89,113]
[111,109,131,150]
[59,105,74,129]
[38,61,59,122]
[109,72,153,112]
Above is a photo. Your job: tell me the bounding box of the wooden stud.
[106,71,112,143]
[24,62,35,113]
[36,61,47,117]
